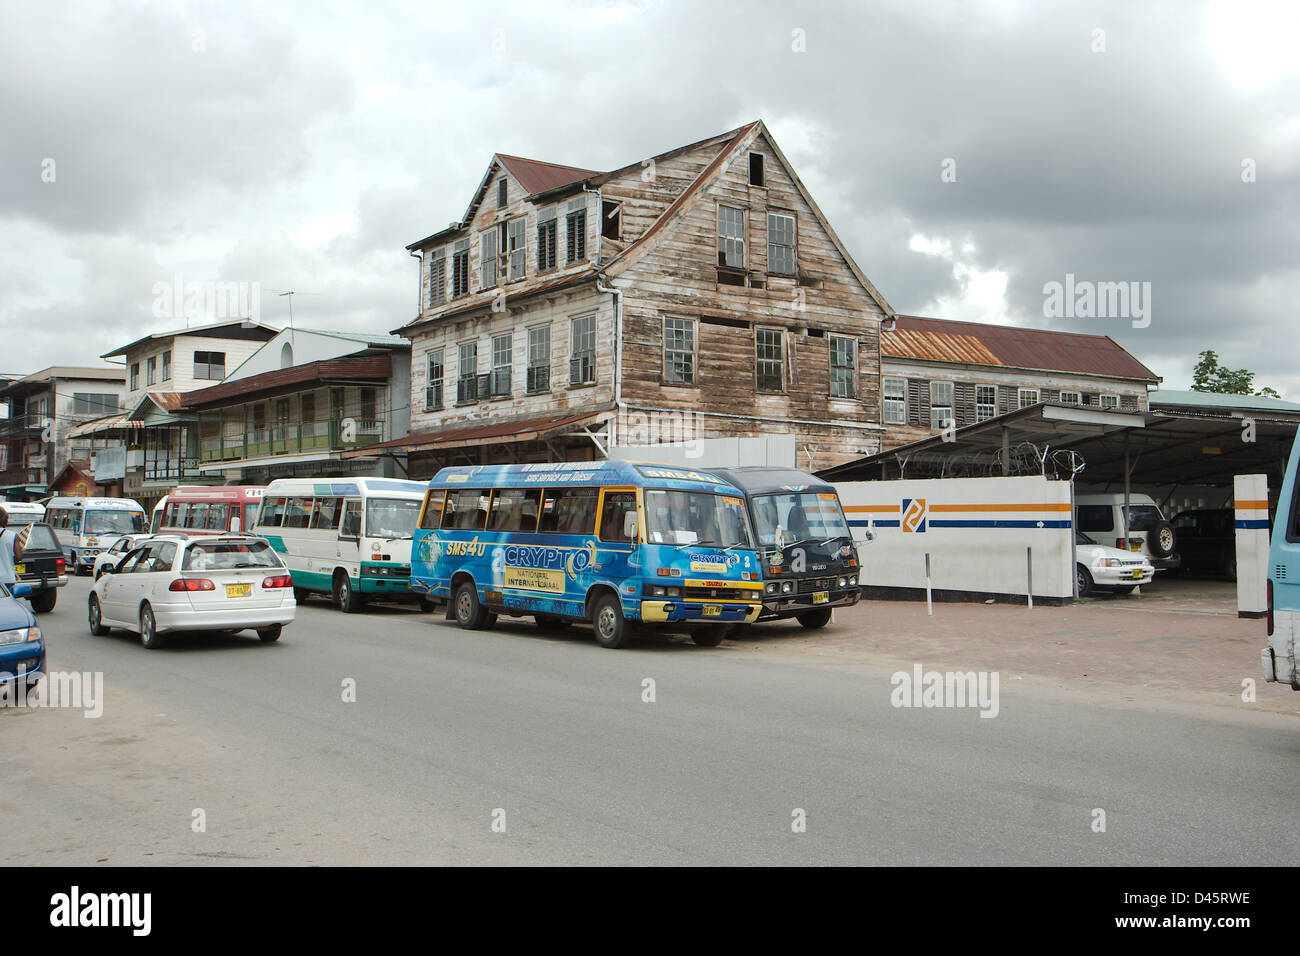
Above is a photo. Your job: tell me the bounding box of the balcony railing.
[0,415,48,438]
[199,418,385,463]
[143,457,202,480]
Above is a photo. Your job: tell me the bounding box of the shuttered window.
[537,215,557,272]
[566,200,586,263]
[428,248,446,306]
[451,239,470,298]
[507,218,526,280]
[829,334,855,398]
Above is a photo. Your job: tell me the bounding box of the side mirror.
[623,511,639,542]
[12,583,32,598]
[100,564,114,575]
[229,516,241,533]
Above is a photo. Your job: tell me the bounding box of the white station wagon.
[1075,531,1155,596]
[88,534,296,648]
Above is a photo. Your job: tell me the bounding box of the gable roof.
[102,319,279,358]
[883,315,1161,382]
[403,121,895,319]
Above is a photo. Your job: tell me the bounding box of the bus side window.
[340,500,362,538]
[419,491,446,530]
[488,488,542,533]
[598,491,637,543]
[442,489,490,531]
[552,487,599,536]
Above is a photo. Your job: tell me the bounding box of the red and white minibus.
[154,485,266,536]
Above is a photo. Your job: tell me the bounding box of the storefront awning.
[341,409,614,459]
[67,414,146,437]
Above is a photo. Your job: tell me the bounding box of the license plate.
[14,564,23,575]
[1130,542,1142,552]
[1130,569,1144,580]
[813,591,829,604]
[703,604,722,617]
[225,583,251,599]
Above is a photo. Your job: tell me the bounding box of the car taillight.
[169,578,216,591]
[1267,578,1274,636]
[55,558,65,571]
[1115,538,1126,549]
[262,574,293,589]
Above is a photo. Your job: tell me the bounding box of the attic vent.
[797,274,822,289]
[805,328,825,338]
[749,152,765,187]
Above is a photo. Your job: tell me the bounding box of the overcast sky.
[2,0,1297,394]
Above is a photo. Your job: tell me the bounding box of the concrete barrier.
[1234,474,1269,619]
[835,475,1074,604]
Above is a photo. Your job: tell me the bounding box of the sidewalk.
[727,593,1300,720]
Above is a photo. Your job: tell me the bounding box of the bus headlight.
[781,582,793,594]
[837,577,847,588]
[765,582,779,595]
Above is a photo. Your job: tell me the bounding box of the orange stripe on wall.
[843,505,899,513]
[929,503,1073,513]
[1235,500,1269,510]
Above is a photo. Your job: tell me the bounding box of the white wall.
[610,434,796,468]
[836,475,1074,600]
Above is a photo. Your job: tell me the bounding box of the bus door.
[339,498,363,563]
[596,487,640,577]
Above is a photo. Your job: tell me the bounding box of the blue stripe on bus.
[849,519,899,528]
[1236,519,1270,529]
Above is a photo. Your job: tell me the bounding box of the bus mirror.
[623,512,639,542]
[230,516,241,533]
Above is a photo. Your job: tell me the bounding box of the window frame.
[717,203,745,269]
[457,340,479,405]
[1018,388,1040,409]
[425,348,444,411]
[755,326,784,393]
[491,333,512,398]
[480,227,499,288]
[883,376,907,424]
[526,325,551,394]
[930,380,955,430]
[767,212,797,276]
[506,217,526,281]
[570,314,596,386]
[976,384,998,421]
[428,247,446,306]
[828,334,856,399]
[537,213,558,273]
[662,316,697,386]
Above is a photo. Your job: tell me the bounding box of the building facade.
[353,121,894,477]
[0,367,125,500]
[880,315,1160,449]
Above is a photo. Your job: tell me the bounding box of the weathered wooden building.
[349,121,894,477]
[880,315,1161,449]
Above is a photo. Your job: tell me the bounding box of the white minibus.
[45,496,148,575]
[254,477,428,612]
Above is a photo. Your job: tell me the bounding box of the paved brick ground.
[728,586,1300,719]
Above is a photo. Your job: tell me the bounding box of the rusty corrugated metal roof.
[343,408,613,458]
[146,391,184,411]
[495,154,600,195]
[882,315,1160,382]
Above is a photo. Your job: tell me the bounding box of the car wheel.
[139,604,163,649]
[334,573,363,614]
[1076,564,1095,597]
[1225,555,1238,582]
[88,595,110,636]
[30,588,56,613]
[453,581,489,630]
[796,608,833,629]
[257,624,282,642]
[1113,585,1137,595]
[590,593,630,649]
[690,625,726,647]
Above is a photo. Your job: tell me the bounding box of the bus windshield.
[643,490,754,549]
[367,498,421,539]
[751,491,850,547]
[84,510,146,535]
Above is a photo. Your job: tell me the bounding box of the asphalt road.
[4,575,1299,866]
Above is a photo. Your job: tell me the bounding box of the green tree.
[1191,350,1280,398]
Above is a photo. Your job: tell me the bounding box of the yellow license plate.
[703,605,722,617]
[813,591,829,604]
[14,564,24,575]
[1130,542,1142,551]
[225,583,251,598]
[1130,569,1144,579]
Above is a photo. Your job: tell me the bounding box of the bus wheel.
[796,608,833,629]
[334,573,363,614]
[591,593,630,649]
[689,626,726,647]
[454,581,490,630]
[293,587,309,604]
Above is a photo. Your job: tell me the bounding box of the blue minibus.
[1264,432,1300,688]
[410,461,764,648]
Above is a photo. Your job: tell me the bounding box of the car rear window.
[23,524,60,550]
[183,541,283,571]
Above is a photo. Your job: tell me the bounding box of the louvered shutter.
[955,382,976,427]
[908,379,930,426]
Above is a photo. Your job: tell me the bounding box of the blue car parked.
[0,582,44,695]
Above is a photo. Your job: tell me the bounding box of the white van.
[254,477,428,612]
[45,497,148,575]
[1075,492,1179,571]
[0,501,47,525]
